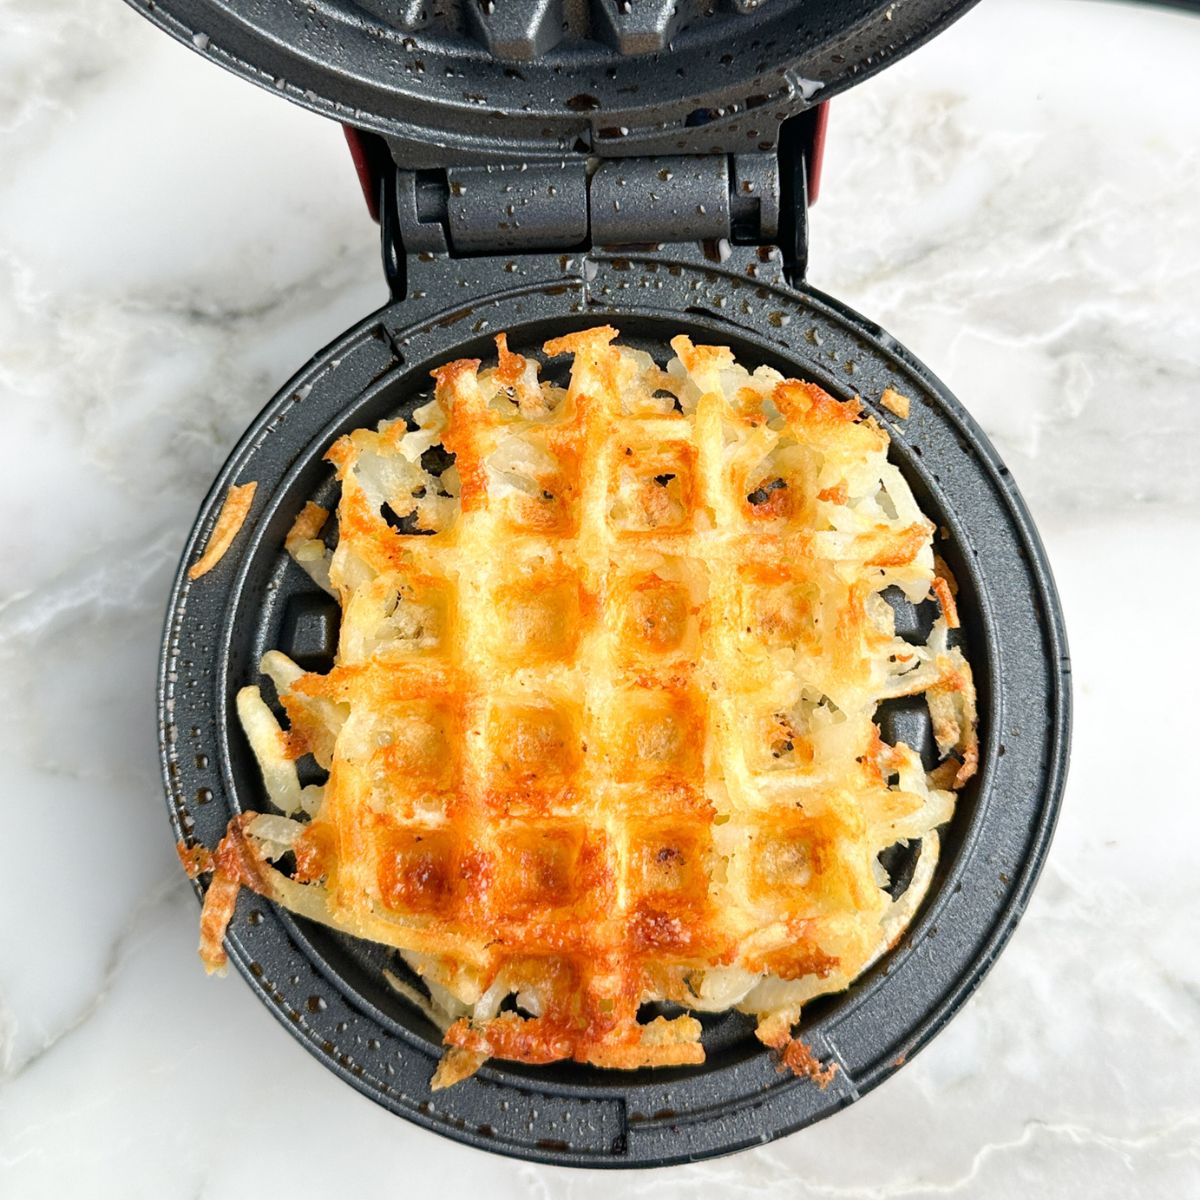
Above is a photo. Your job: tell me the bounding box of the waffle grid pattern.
[200,327,976,1086]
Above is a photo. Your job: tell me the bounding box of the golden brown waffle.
[184,326,977,1088]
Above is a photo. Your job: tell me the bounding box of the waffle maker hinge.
[347,103,827,302]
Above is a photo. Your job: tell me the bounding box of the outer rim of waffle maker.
[160,253,1070,1168]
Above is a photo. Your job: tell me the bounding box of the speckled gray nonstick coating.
[121,0,980,163]
[160,247,1070,1167]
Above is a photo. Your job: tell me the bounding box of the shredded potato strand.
[188,482,257,580]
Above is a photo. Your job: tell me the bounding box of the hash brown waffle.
[181,326,977,1088]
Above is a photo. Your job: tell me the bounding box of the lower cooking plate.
[161,254,1069,1167]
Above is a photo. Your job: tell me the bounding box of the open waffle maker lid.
[135,0,1071,1171]
[125,0,980,162]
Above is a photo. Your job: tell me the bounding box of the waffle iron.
[134,0,1071,1167]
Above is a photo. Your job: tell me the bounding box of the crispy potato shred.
[183,328,977,1088]
[188,482,258,580]
[879,387,912,420]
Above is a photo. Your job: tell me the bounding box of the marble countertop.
[2,0,1198,1195]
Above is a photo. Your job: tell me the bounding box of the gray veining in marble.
[1,0,1198,1196]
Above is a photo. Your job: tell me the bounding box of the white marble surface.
[1,0,1198,1194]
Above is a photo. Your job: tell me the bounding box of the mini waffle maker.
[137,0,1070,1168]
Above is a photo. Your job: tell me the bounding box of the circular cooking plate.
[161,252,1068,1166]
[123,0,980,158]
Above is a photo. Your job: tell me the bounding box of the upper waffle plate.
[122,0,980,159]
